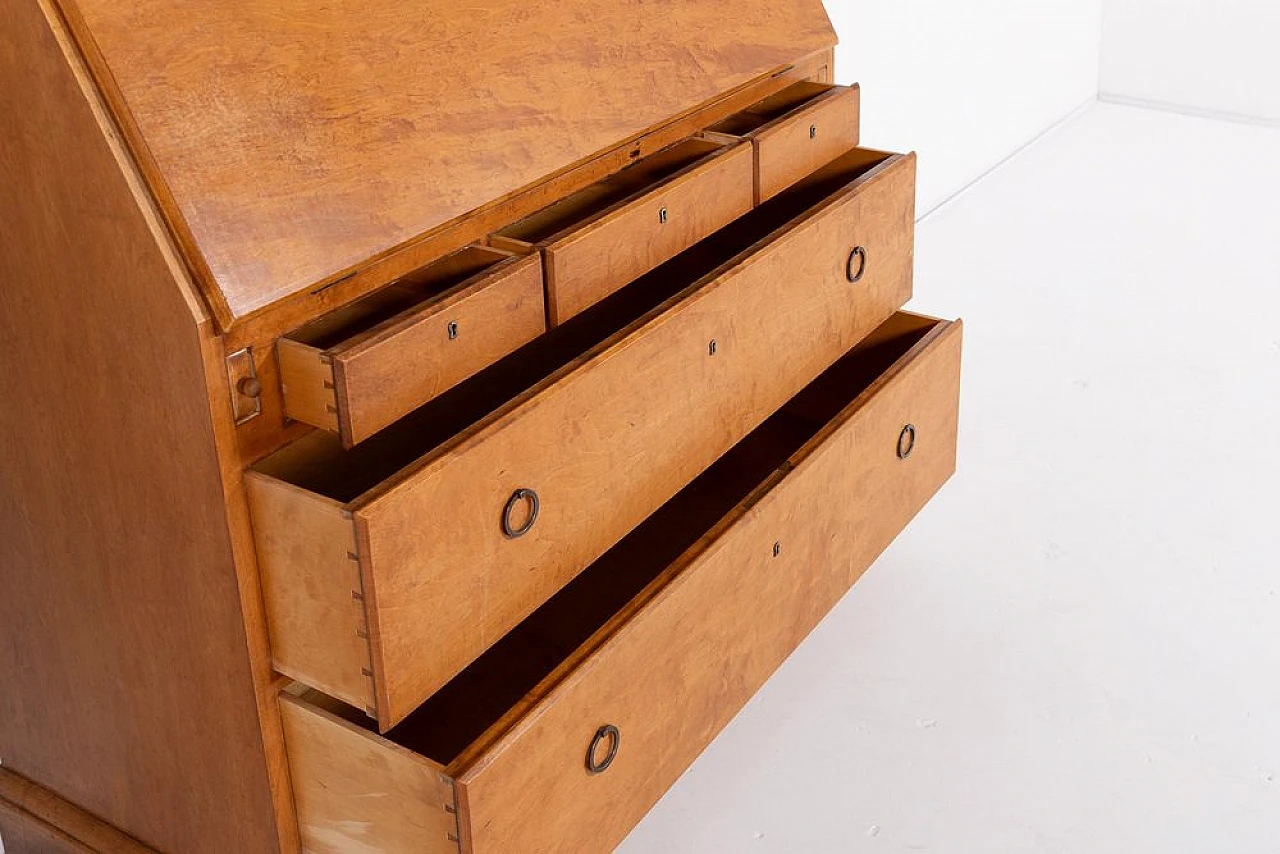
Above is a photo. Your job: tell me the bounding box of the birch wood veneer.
[0,0,962,851]
[248,148,917,730]
[280,312,962,854]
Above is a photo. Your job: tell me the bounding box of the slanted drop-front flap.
[61,0,836,328]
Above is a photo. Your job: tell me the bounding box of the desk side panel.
[0,2,282,851]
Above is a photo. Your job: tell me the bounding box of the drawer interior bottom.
[256,146,897,504]
[302,311,940,765]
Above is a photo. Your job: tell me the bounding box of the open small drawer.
[707,81,860,204]
[280,311,962,854]
[278,245,545,446]
[491,137,753,325]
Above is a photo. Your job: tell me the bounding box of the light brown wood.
[0,804,96,854]
[498,139,755,325]
[247,479,377,715]
[334,253,545,445]
[59,0,837,327]
[280,692,459,854]
[712,82,861,202]
[217,55,847,354]
[280,247,546,445]
[457,315,962,853]
[277,339,342,434]
[0,767,154,854]
[248,146,918,731]
[0,2,283,851]
[794,46,836,84]
[277,311,962,854]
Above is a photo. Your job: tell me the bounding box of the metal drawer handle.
[846,246,868,283]
[586,724,621,775]
[897,424,917,460]
[501,488,539,538]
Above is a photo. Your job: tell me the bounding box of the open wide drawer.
[280,311,963,854]
[248,146,917,731]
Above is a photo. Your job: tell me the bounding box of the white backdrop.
[1101,0,1280,124]
[826,1,1102,215]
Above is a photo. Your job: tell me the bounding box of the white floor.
[619,103,1280,853]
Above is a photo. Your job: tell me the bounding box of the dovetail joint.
[346,527,378,716]
[443,776,462,849]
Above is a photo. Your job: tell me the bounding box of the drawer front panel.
[361,152,918,729]
[458,317,962,854]
[335,254,545,444]
[543,143,755,325]
[755,85,860,202]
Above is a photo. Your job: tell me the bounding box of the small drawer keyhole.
[659,207,669,224]
[447,320,459,340]
[810,124,818,139]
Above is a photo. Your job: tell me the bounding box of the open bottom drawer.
[280,311,962,854]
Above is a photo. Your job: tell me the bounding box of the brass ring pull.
[586,724,620,775]
[897,424,917,460]
[501,488,539,538]
[846,246,868,283]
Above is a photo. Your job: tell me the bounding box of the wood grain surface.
[60,0,836,326]
[279,249,546,446]
[0,2,283,851]
[358,148,917,729]
[247,147,917,734]
[334,253,546,445]
[274,313,961,854]
[0,768,154,854]
[214,49,839,352]
[280,693,459,854]
[247,477,378,715]
[455,315,962,853]
[541,141,756,324]
[753,84,862,202]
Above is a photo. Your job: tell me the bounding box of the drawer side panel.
[246,474,377,715]
[278,338,342,433]
[280,696,459,854]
